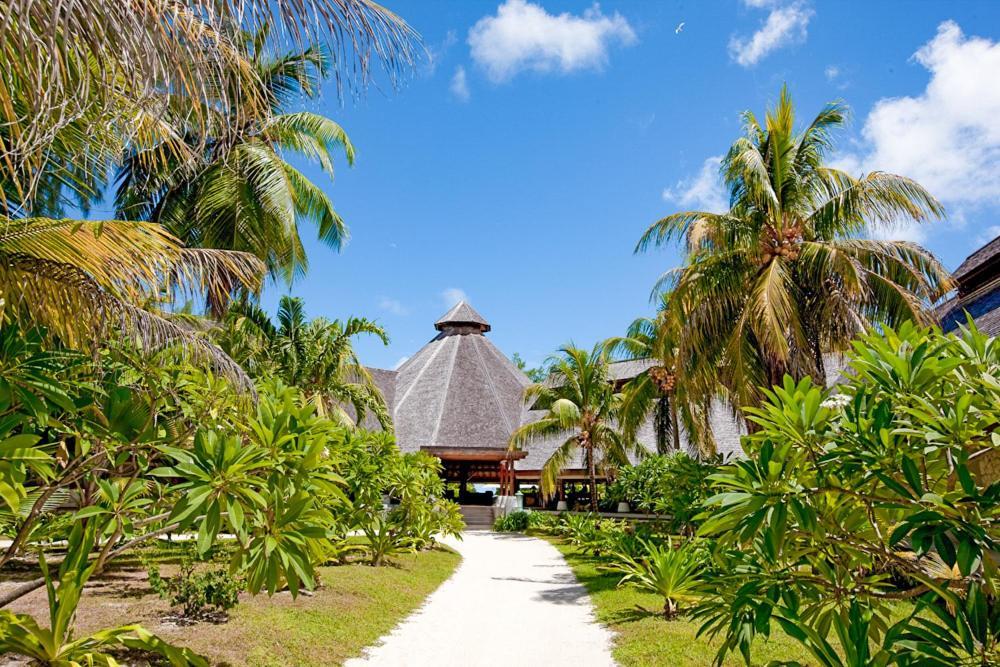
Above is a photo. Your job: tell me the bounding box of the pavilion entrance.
[428,447,524,506]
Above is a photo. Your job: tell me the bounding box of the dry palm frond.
[0,0,419,208]
[0,216,265,390]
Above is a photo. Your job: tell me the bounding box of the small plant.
[613,538,704,619]
[0,522,208,665]
[148,558,244,618]
[493,510,531,532]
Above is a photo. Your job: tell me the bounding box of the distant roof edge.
[434,301,491,332]
[955,234,1000,283]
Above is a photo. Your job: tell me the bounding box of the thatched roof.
[955,233,1000,284]
[374,302,530,454]
[938,236,1000,336]
[363,308,853,474]
[435,301,490,332]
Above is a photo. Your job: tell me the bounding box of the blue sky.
[260,0,1000,371]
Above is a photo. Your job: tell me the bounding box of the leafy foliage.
[509,344,636,509]
[148,559,245,618]
[493,510,531,532]
[612,538,705,619]
[606,453,719,533]
[217,295,391,428]
[694,321,1000,665]
[636,86,952,420]
[0,522,209,666]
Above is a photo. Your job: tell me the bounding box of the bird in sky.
[675,21,685,34]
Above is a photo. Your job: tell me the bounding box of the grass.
[4,543,460,666]
[544,536,817,667]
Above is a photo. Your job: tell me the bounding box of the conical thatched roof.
[388,302,528,453]
[434,301,491,332]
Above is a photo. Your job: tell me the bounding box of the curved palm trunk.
[670,392,681,452]
[585,436,598,513]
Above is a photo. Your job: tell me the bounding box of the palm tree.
[606,299,717,456]
[1,0,417,213]
[0,216,264,388]
[508,344,634,511]
[636,87,952,416]
[116,26,358,312]
[219,295,391,427]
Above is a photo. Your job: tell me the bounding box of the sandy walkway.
[345,531,617,667]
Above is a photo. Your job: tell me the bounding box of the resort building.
[368,301,745,512]
[939,234,1000,335]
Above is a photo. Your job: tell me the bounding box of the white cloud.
[425,29,458,75]
[378,297,409,316]
[468,0,636,82]
[824,65,839,81]
[442,287,468,307]
[662,156,727,214]
[450,66,470,101]
[836,22,1000,242]
[851,22,1000,204]
[729,2,812,67]
[392,356,410,370]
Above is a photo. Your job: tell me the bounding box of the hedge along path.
[346,531,618,667]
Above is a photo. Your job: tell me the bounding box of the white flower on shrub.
[820,393,851,410]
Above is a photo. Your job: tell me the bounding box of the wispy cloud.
[378,297,410,316]
[425,29,458,75]
[450,65,470,101]
[662,156,727,214]
[836,21,1000,243]
[729,2,812,67]
[468,0,636,82]
[441,287,468,307]
[825,64,849,89]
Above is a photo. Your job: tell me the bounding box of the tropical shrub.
[148,559,245,618]
[606,452,719,532]
[493,510,531,532]
[695,322,1000,665]
[342,431,463,565]
[0,523,208,665]
[612,538,705,619]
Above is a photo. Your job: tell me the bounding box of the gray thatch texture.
[382,304,529,454]
[954,233,1000,283]
[363,306,854,473]
[435,301,491,332]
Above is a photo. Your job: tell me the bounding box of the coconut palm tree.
[508,344,634,511]
[115,26,357,313]
[636,87,952,416]
[606,300,717,456]
[0,216,264,388]
[1,0,417,213]
[218,295,391,427]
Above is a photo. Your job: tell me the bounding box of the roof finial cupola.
[434,301,491,335]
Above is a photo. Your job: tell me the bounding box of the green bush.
[696,322,1000,665]
[493,510,531,532]
[611,537,705,619]
[606,452,719,532]
[148,559,244,618]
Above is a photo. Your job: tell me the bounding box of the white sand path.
[345,531,618,667]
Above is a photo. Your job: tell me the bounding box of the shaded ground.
[2,545,460,666]
[346,531,617,667]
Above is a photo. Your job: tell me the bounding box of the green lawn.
[191,547,461,666]
[545,537,817,667]
[6,544,461,667]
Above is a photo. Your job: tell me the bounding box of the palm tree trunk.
[586,438,598,513]
[654,397,670,455]
[670,392,681,452]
